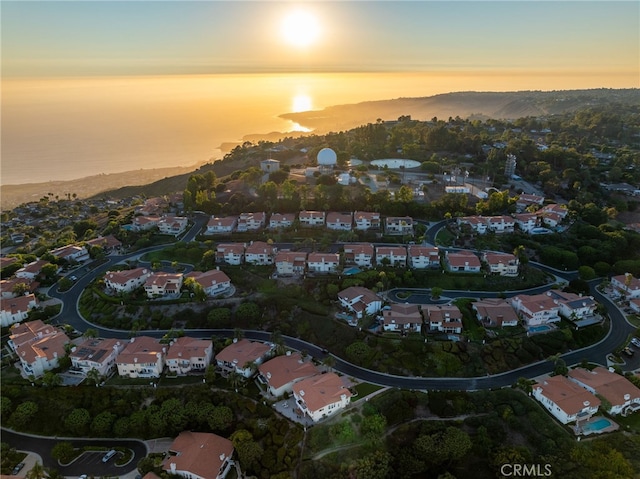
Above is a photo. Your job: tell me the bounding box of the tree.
[227,371,245,391]
[235,302,261,324]
[345,341,372,365]
[51,442,76,463]
[64,408,91,435]
[25,462,46,479]
[204,365,217,384]
[42,371,62,387]
[208,307,232,328]
[9,401,38,429]
[360,413,387,442]
[230,430,263,472]
[270,330,286,355]
[11,282,30,296]
[431,287,443,300]
[343,450,392,479]
[322,354,336,372]
[207,405,234,432]
[91,411,116,436]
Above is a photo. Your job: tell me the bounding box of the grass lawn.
[626,314,640,328]
[435,228,455,246]
[613,413,640,434]
[351,382,384,401]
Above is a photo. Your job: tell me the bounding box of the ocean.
[1,71,628,186]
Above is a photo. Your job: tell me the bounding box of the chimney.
[170,463,176,473]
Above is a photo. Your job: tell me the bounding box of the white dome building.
[317,148,337,170]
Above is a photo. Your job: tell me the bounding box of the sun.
[281,10,321,48]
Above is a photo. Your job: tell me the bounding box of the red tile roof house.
[307,253,340,274]
[49,244,90,263]
[70,337,126,377]
[85,234,122,252]
[0,256,19,270]
[257,352,320,397]
[482,252,519,276]
[9,320,70,378]
[444,250,481,273]
[116,336,166,378]
[0,277,38,299]
[293,372,353,422]
[610,273,640,299]
[568,367,640,416]
[532,375,601,425]
[236,211,266,231]
[510,293,561,327]
[245,241,277,265]
[206,216,238,235]
[384,216,414,235]
[512,213,539,233]
[471,298,519,328]
[216,243,245,266]
[545,290,597,322]
[15,259,51,280]
[185,269,232,297]
[166,337,213,375]
[537,211,563,228]
[274,251,307,276]
[337,286,382,320]
[157,216,189,236]
[343,243,374,268]
[423,304,463,334]
[326,212,353,231]
[299,210,326,227]
[353,211,381,230]
[144,272,184,298]
[104,267,152,294]
[269,212,296,229]
[0,293,40,328]
[162,431,234,479]
[457,216,488,235]
[382,303,423,333]
[375,246,407,267]
[408,245,440,269]
[215,338,274,378]
[484,215,515,234]
[516,193,545,210]
[131,215,162,232]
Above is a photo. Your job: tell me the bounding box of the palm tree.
[270,330,285,356]
[322,355,336,373]
[86,368,101,386]
[83,328,98,338]
[25,462,46,479]
[233,328,244,340]
[228,371,245,391]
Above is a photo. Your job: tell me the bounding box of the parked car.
[622,347,635,357]
[631,338,640,348]
[12,463,25,475]
[102,449,117,463]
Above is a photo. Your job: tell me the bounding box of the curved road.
[47,214,636,390]
[0,429,146,477]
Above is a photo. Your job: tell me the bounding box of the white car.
[631,338,640,348]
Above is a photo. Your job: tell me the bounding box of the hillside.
[279,88,640,133]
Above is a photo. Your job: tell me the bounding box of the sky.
[2,0,639,80]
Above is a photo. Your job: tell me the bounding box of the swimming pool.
[528,324,552,333]
[582,418,612,433]
[343,267,362,275]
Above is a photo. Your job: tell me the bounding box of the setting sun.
[281,10,320,48]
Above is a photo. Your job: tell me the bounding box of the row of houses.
[104,267,232,298]
[8,322,351,426]
[457,203,569,234]
[206,211,414,235]
[337,285,598,331]
[533,367,640,424]
[215,241,520,277]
